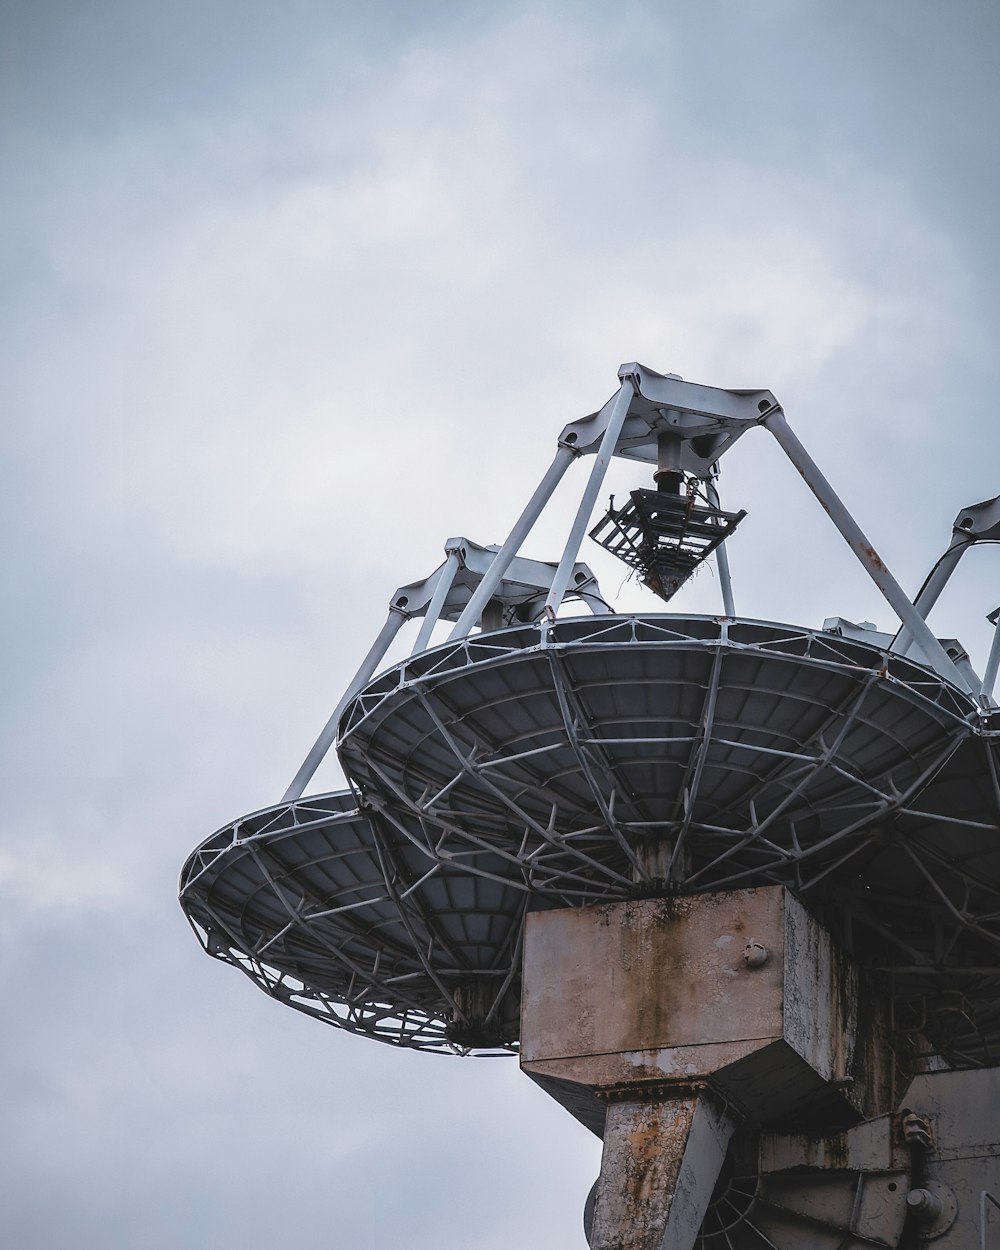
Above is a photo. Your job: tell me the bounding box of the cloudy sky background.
[4,3,1000,1247]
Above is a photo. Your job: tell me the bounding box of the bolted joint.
[906,1188,943,1223]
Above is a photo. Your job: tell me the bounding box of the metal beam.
[411,547,461,655]
[543,378,635,619]
[982,607,1000,704]
[893,533,971,657]
[895,495,1000,657]
[448,444,577,641]
[762,408,974,695]
[589,1092,737,1250]
[706,478,736,617]
[282,607,408,802]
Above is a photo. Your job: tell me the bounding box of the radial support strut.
[982,607,1000,703]
[892,532,971,658]
[706,478,736,617]
[762,407,973,694]
[282,607,408,802]
[448,444,577,640]
[894,494,1000,658]
[411,546,461,654]
[544,378,636,619]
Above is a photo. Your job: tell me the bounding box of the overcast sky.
[4,3,1000,1248]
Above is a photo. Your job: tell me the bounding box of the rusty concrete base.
[520,888,901,1248]
[521,887,892,1129]
[589,1089,737,1250]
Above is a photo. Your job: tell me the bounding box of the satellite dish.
[181,365,1000,1250]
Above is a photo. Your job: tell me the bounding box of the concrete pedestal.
[520,887,889,1250]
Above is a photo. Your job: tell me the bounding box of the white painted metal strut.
[893,533,972,658]
[894,495,1000,659]
[284,538,609,801]
[983,608,1000,703]
[288,367,985,807]
[762,407,974,695]
[282,607,408,802]
[411,545,461,655]
[543,377,635,619]
[706,478,736,617]
[448,444,577,640]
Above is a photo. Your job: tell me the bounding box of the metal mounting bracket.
[558,362,775,476]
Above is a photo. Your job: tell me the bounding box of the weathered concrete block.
[521,886,886,1129]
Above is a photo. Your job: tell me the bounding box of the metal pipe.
[893,532,971,656]
[448,443,577,640]
[282,607,408,801]
[982,608,1000,704]
[706,479,736,617]
[411,549,462,655]
[543,379,635,619]
[763,408,974,694]
[654,432,683,494]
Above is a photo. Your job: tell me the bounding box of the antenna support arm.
[448,443,577,640]
[762,407,973,694]
[282,606,408,802]
[894,494,1000,657]
[543,376,636,619]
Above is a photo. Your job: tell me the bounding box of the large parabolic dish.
[182,613,1000,1063]
[181,366,1000,1067]
[181,363,1000,1247]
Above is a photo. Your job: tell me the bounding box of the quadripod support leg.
[587,1085,737,1250]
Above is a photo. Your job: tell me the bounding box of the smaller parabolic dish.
[180,790,524,1051]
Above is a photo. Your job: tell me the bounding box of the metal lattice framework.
[180,363,1000,1066]
[181,615,1000,1062]
[181,791,525,1052]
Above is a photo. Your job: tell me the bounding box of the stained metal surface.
[901,1068,1000,1250]
[695,1069,1000,1248]
[588,1094,737,1250]
[520,889,885,1132]
[694,1121,913,1249]
[520,892,788,1079]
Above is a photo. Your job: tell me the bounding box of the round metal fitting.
[907,1182,958,1240]
[906,1189,943,1222]
[743,942,768,968]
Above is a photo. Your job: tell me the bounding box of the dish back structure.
[181,365,1000,1250]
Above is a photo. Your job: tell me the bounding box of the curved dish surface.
[340,614,1000,1062]
[183,615,1000,1063]
[340,616,972,899]
[180,790,523,1052]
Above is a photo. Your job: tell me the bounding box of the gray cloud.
[4,3,1000,1246]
